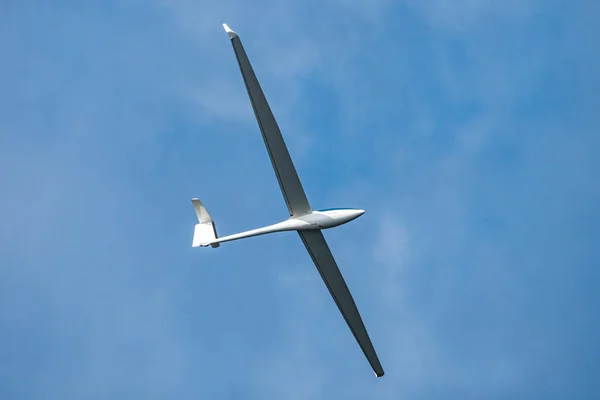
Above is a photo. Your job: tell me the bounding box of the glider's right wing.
[223,23,312,217]
[298,230,385,377]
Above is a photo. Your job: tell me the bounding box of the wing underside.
[298,230,385,377]
[224,24,311,217]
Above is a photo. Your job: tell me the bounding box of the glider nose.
[351,209,365,220]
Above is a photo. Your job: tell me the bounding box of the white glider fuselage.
[199,209,365,247]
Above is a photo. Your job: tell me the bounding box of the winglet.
[222,23,238,39]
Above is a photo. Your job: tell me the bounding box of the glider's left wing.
[298,230,385,377]
[223,23,311,217]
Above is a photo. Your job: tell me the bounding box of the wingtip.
[222,23,238,39]
[375,370,385,378]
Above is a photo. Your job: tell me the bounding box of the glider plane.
[191,23,384,377]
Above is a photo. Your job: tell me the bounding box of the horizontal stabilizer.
[192,198,219,248]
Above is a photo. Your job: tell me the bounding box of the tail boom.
[206,218,311,246]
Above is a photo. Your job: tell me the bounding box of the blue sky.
[1,0,598,398]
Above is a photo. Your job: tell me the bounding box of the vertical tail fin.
[192,198,219,248]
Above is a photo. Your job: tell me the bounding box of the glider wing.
[224,24,311,217]
[297,229,384,377]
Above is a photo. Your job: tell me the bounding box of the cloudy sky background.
[1,0,598,398]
